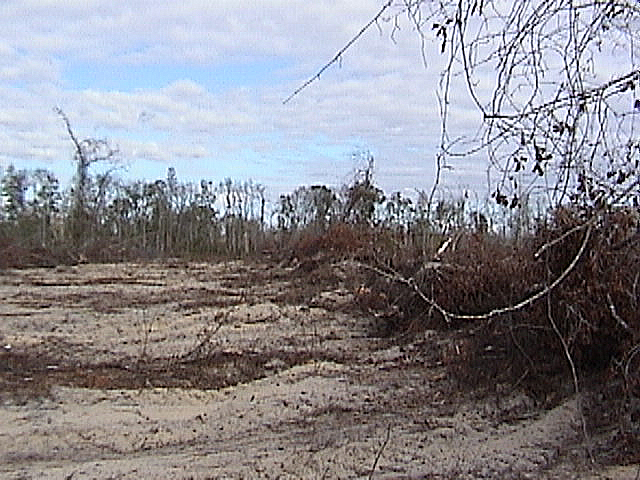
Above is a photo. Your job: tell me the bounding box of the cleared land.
[0,260,635,479]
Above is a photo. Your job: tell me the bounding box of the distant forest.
[0,150,519,264]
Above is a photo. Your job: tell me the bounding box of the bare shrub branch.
[546,292,594,463]
[179,311,226,362]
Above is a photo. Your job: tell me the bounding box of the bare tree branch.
[283,0,394,104]
[54,106,83,161]
[349,214,594,324]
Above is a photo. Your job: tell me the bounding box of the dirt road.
[0,261,635,479]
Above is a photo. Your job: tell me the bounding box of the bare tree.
[55,107,120,245]
[342,152,385,225]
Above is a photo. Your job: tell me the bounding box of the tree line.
[0,147,516,264]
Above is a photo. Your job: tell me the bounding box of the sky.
[0,0,485,204]
[3,0,633,207]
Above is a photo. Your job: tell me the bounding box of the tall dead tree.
[55,107,120,247]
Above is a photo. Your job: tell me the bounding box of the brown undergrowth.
[0,347,314,404]
[291,210,640,465]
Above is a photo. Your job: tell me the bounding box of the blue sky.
[63,59,289,93]
[2,0,634,208]
[1,0,469,204]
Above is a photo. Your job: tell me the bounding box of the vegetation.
[282,0,640,463]
[1,0,639,466]
[1,130,639,463]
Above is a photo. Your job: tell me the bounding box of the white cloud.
[0,1,524,198]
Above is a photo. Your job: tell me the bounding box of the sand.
[0,261,635,479]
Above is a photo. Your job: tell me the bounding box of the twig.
[607,293,631,332]
[137,308,156,364]
[55,107,83,158]
[625,344,640,387]
[319,465,331,480]
[180,312,225,362]
[546,294,594,464]
[483,68,640,121]
[368,423,392,479]
[283,0,393,104]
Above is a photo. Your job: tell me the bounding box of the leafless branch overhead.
[283,0,394,104]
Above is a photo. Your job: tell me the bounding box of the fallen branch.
[349,217,595,323]
[534,218,593,259]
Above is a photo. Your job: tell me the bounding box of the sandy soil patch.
[0,261,635,479]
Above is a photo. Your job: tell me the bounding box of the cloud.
[2,1,379,63]
[0,0,498,199]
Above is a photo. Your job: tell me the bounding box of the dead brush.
[361,205,640,463]
[534,207,639,368]
[292,222,376,267]
[135,308,158,366]
[175,311,227,363]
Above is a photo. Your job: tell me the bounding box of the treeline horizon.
[0,156,533,264]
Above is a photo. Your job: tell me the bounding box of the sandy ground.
[0,260,637,479]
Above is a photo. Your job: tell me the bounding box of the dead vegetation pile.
[0,237,75,269]
[290,209,640,465]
